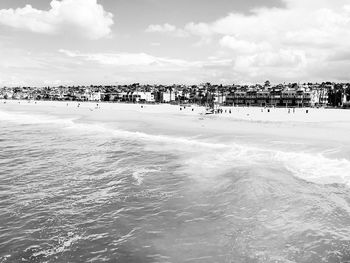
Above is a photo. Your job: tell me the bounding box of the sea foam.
[2,108,349,187]
[0,109,74,126]
[66,121,350,187]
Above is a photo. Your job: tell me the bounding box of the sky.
[0,0,349,86]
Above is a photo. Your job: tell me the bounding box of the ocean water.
[1,106,350,263]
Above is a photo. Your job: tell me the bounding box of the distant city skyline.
[0,0,349,86]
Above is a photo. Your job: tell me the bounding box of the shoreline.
[1,98,350,146]
[1,98,350,123]
[1,98,350,185]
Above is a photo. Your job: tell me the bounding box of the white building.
[160,91,176,102]
[89,92,101,101]
[137,92,155,102]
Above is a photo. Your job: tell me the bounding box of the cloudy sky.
[0,0,349,86]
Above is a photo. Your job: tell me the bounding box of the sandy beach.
[1,99,350,144]
[2,99,350,122]
[2,99,350,176]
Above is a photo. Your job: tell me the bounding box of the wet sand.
[1,99,350,147]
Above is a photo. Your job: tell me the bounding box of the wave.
[30,232,82,258]
[66,121,350,187]
[2,108,350,187]
[132,168,160,185]
[0,109,75,126]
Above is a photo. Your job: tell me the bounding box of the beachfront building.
[137,91,155,103]
[120,91,151,103]
[296,90,304,107]
[225,93,234,106]
[256,91,270,106]
[76,90,101,101]
[121,91,155,103]
[213,93,226,105]
[302,92,313,107]
[328,87,343,107]
[319,90,329,106]
[101,92,120,101]
[245,90,257,106]
[177,89,190,103]
[161,91,176,103]
[270,89,282,107]
[1,82,349,108]
[88,92,101,101]
[154,90,176,103]
[281,90,296,107]
[342,91,350,108]
[233,91,246,106]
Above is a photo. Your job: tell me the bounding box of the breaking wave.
[0,109,75,126]
[1,108,349,187]
[66,119,350,187]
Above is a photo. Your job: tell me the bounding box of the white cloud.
[184,22,212,37]
[59,49,196,70]
[177,0,350,82]
[0,0,113,39]
[58,49,236,73]
[183,0,350,40]
[145,23,188,37]
[219,36,271,54]
[146,23,176,33]
[235,49,306,69]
